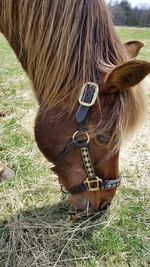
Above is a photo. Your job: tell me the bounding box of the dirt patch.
[20,109,36,135]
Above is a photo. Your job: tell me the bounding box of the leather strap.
[68,176,121,194]
[54,138,88,165]
[76,86,96,124]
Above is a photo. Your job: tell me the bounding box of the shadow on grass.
[0,187,150,267]
[0,197,106,267]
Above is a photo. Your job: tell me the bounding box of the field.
[0,27,150,267]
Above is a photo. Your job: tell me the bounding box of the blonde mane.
[0,0,146,149]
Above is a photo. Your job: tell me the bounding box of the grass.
[0,27,150,267]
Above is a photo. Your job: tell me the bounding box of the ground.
[0,27,150,267]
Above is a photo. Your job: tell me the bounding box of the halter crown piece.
[54,82,121,194]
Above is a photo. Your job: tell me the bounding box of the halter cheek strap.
[54,82,121,194]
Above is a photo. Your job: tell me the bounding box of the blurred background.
[106,0,150,27]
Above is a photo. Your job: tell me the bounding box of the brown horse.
[0,0,150,219]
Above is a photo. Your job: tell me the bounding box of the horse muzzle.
[69,196,111,221]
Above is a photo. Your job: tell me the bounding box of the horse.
[0,0,150,219]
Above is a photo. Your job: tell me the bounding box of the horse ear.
[124,41,144,58]
[104,60,150,93]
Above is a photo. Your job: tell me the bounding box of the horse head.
[35,58,150,218]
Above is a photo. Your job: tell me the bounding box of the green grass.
[0,27,150,267]
[116,26,150,60]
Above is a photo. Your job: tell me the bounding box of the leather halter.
[54,82,121,194]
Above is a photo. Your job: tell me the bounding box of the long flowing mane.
[0,0,146,148]
[1,0,128,105]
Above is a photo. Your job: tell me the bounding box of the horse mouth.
[69,201,110,222]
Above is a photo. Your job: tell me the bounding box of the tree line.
[108,0,150,27]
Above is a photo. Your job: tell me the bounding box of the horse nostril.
[100,201,110,211]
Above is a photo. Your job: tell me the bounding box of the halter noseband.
[54,82,121,194]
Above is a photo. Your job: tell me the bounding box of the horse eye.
[96,134,110,144]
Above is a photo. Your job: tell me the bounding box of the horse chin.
[68,194,89,212]
[68,193,112,221]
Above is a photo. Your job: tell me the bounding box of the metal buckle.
[79,82,99,107]
[84,177,102,192]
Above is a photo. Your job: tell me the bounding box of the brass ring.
[72,131,90,143]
